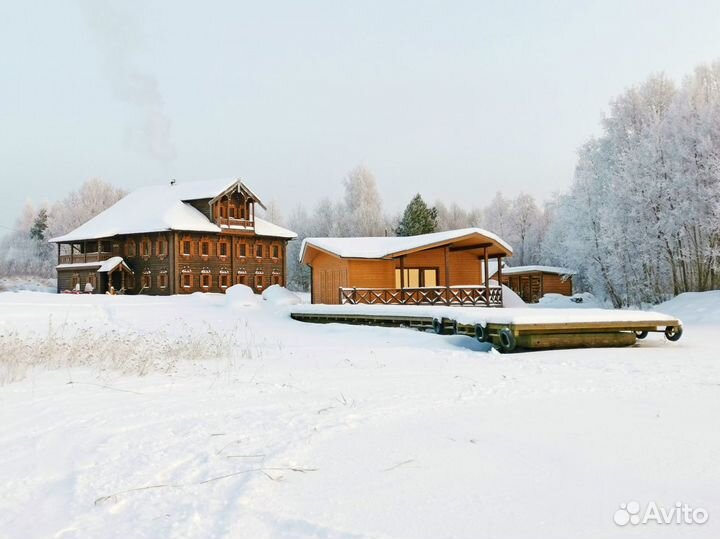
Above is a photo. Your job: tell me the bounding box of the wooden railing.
[216,217,254,229]
[58,252,113,265]
[340,286,503,307]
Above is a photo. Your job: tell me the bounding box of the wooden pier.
[290,308,683,353]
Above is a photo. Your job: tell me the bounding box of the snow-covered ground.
[0,289,718,538]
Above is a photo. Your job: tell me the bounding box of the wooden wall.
[500,271,573,303]
[309,251,350,304]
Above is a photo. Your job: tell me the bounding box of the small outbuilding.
[491,265,575,303]
[300,228,513,306]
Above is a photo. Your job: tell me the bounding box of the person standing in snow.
[84,281,94,294]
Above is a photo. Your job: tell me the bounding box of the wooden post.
[84,241,87,263]
[444,246,450,304]
[226,195,230,226]
[121,269,126,292]
[400,256,405,289]
[483,247,490,307]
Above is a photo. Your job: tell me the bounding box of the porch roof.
[55,257,133,273]
[301,228,513,263]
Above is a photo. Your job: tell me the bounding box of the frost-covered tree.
[396,194,437,236]
[543,61,720,305]
[341,166,385,236]
[47,178,126,239]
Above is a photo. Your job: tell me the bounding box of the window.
[219,205,226,218]
[272,245,280,259]
[88,274,97,288]
[182,240,192,256]
[229,206,236,218]
[254,274,264,290]
[156,238,167,257]
[142,273,151,289]
[126,241,136,257]
[140,239,151,257]
[219,274,230,289]
[239,206,246,219]
[255,244,263,258]
[182,273,192,289]
[394,268,438,288]
[71,273,80,289]
[236,274,247,285]
[238,243,247,258]
[158,273,168,288]
[271,275,281,286]
[218,241,228,257]
[201,273,211,289]
[200,241,210,257]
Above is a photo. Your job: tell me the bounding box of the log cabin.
[300,228,513,306]
[49,179,296,295]
[491,265,575,303]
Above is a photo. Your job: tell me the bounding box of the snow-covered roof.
[98,256,132,273]
[301,228,513,261]
[55,257,133,273]
[501,265,576,276]
[49,179,296,242]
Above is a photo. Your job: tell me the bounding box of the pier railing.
[340,286,503,307]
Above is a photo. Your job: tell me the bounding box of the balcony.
[58,251,114,265]
[340,286,503,307]
[216,217,254,229]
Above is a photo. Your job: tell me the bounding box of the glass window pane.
[424,269,437,287]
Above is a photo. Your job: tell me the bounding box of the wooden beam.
[449,242,493,252]
[483,247,490,307]
[400,256,405,289]
[444,246,450,287]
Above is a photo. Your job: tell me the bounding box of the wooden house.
[491,265,575,303]
[50,179,296,295]
[300,229,513,306]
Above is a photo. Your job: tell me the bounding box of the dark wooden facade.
[54,185,291,295]
[492,268,573,303]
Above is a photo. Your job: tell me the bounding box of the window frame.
[182,239,192,256]
[158,272,168,289]
[200,273,211,289]
[200,240,210,257]
[140,238,151,257]
[255,244,263,258]
[182,273,193,289]
[156,237,168,258]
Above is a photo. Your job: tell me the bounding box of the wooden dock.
[290,308,683,353]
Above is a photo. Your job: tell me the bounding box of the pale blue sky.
[1,0,719,226]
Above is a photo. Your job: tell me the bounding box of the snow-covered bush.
[224,284,258,307]
[262,285,301,306]
[501,285,526,308]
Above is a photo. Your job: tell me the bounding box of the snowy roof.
[49,178,296,242]
[55,257,133,273]
[301,228,513,261]
[501,265,576,276]
[98,256,132,273]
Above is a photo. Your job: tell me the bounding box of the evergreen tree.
[395,194,437,236]
[30,208,48,241]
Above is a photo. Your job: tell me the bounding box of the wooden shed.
[300,228,513,306]
[491,265,575,303]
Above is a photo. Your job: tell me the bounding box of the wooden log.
[516,332,637,350]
